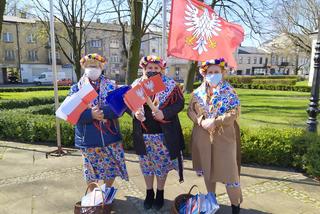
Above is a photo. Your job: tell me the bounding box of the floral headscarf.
[80,53,106,69]
[139,55,166,70]
[199,58,227,76]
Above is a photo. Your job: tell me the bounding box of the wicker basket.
[74,182,112,214]
[171,185,200,214]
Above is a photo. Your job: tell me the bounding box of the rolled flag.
[56,83,98,125]
[105,85,132,117]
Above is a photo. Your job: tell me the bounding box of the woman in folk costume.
[69,53,128,187]
[187,58,242,214]
[130,55,185,210]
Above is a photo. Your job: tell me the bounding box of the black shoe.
[153,189,164,210]
[144,189,154,210]
[232,204,240,214]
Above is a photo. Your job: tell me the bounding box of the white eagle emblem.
[136,88,145,100]
[184,0,222,54]
[144,80,155,92]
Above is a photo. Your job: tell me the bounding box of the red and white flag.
[168,0,244,67]
[124,75,166,112]
[140,74,166,97]
[56,83,98,125]
[124,85,147,113]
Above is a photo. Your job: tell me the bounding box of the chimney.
[20,12,27,19]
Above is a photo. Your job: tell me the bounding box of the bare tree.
[107,0,162,84]
[271,0,319,54]
[32,0,102,80]
[0,0,6,35]
[183,0,272,93]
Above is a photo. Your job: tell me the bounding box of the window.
[89,40,102,48]
[111,54,119,63]
[110,39,119,48]
[265,58,268,65]
[271,55,276,64]
[239,56,243,64]
[3,32,13,43]
[259,57,263,64]
[175,67,180,75]
[253,57,257,64]
[49,52,61,60]
[152,48,156,53]
[28,50,38,61]
[247,57,251,64]
[5,50,15,60]
[246,69,251,75]
[27,34,36,43]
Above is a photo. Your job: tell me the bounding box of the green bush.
[305,139,320,178]
[230,83,311,92]
[0,86,71,93]
[0,96,66,109]
[252,79,297,85]
[0,110,74,146]
[225,75,300,85]
[1,103,319,179]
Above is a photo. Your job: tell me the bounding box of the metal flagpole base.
[45,147,75,158]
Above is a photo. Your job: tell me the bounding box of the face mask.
[205,73,222,86]
[85,68,102,81]
[146,71,160,78]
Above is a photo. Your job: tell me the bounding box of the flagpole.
[162,0,167,60]
[46,0,64,157]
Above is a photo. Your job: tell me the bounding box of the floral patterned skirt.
[139,134,179,178]
[80,142,129,182]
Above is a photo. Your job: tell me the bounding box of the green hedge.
[232,84,311,92]
[193,82,311,92]
[0,86,71,93]
[0,97,66,109]
[251,79,297,86]
[226,75,301,85]
[0,106,319,178]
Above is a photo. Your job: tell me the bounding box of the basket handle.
[84,182,106,206]
[187,185,201,195]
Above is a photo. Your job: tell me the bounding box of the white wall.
[309,34,318,86]
[21,64,77,83]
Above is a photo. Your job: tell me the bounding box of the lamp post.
[307,18,320,133]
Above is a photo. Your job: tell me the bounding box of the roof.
[238,46,267,54]
[3,15,36,24]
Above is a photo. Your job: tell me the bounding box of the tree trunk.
[0,0,6,35]
[126,0,143,84]
[183,61,198,93]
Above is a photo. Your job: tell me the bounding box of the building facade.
[0,15,75,84]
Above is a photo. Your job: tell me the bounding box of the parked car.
[57,78,72,86]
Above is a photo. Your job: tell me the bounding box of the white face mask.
[205,73,222,86]
[84,68,102,81]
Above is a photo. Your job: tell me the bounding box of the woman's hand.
[135,109,146,122]
[201,118,215,131]
[153,109,164,121]
[91,106,104,121]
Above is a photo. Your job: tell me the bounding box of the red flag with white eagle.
[168,0,244,67]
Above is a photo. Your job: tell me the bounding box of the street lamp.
[307,18,320,133]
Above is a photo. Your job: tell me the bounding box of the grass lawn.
[0,88,311,129]
[0,90,69,100]
[295,80,309,87]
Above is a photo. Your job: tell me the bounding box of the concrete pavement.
[0,141,319,214]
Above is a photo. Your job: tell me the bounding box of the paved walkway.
[0,141,319,214]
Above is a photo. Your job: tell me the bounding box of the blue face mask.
[205,73,222,86]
